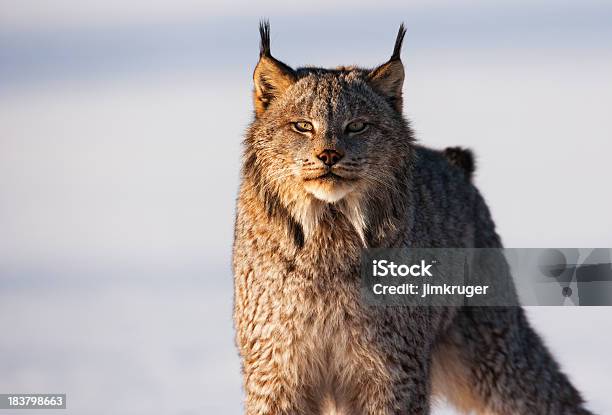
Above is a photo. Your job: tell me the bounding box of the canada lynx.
[232,22,593,415]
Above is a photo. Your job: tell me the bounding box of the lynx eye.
[292,121,314,133]
[346,121,368,134]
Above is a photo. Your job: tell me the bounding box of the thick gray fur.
[232,22,594,415]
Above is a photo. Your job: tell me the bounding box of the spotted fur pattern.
[232,22,593,415]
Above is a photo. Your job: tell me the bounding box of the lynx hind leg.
[432,307,594,415]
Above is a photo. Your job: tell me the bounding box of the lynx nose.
[316,149,344,166]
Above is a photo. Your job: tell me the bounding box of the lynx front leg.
[242,354,304,415]
[353,353,430,415]
[236,314,306,414]
[336,328,431,415]
[329,362,428,415]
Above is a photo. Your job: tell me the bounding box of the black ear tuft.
[367,24,407,112]
[253,20,296,117]
[444,147,476,180]
[390,23,406,61]
[259,19,271,57]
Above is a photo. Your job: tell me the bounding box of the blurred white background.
[1,0,611,413]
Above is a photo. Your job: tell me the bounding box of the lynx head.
[244,21,414,242]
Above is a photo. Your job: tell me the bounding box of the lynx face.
[244,23,411,239]
[254,69,409,204]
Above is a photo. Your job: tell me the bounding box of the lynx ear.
[253,21,297,117]
[368,24,406,112]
